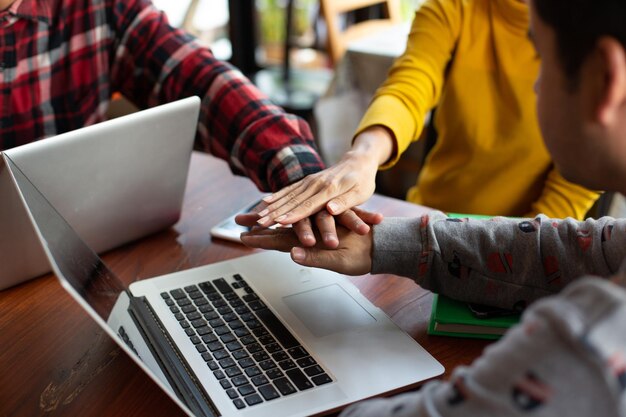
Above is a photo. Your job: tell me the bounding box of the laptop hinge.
[127,294,220,417]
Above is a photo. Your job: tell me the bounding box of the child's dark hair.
[534,0,626,84]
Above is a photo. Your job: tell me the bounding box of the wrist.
[351,126,395,166]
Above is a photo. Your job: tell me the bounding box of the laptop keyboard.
[160,274,333,410]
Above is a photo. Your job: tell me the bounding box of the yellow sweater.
[356,0,599,219]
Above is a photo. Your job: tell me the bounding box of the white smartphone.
[210,197,267,243]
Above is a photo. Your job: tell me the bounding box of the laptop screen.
[4,154,125,320]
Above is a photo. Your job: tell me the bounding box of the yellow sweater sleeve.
[524,168,600,219]
[355,0,461,169]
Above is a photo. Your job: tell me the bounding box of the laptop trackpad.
[283,284,376,337]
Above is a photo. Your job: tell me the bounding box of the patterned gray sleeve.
[340,277,626,417]
[372,212,626,310]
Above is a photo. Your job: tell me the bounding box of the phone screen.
[209,198,266,243]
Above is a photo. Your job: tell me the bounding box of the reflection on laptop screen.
[4,154,125,319]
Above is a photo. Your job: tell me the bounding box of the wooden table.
[0,152,489,416]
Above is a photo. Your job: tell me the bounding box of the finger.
[257,183,320,226]
[336,209,370,235]
[315,210,339,249]
[292,217,316,247]
[240,229,300,251]
[290,247,347,275]
[326,187,368,215]
[352,207,384,225]
[235,213,260,228]
[262,179,302,204]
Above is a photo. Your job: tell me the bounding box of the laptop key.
[185,327,196,337]
[186,312,202,321]
[207,361,219,371]
[235,305,251,314]
[234,274,244,281]
[220,379,232,389]
[296,356,317,368]
[238,384,256,397]
[234,328,250,337]
[219,358,236,368]
[232,350,249,360]
[266,368,284,380]
[212,278,233,294]
[196,344,207,354]
[274,377,297,395]
[226,389,239,399]
[165,298,175,306]
[304,365,324,377]
[181,305,196,314]
[190,336,201,345]
[176,298,191,307]
[286,369,314,390]
[226,341,243,352]
[279,359,296,370]
[194,298,209,306]
[190,319,206,328]
[258,384,280,400]
[238,357,255,368]
[207,341,223,352]
[217,306,233,315]
[231,375,249,387]
[170,289,186,299]
[202,333,217,344]
[242,293,259,303]
[184,285,199,293]
[259,359,277,371]
[215,326,231,336]
[248,300,266,311]
[229,320,245,330]
[258,335,276,345]
[311,373,333,386]
[226,367,243,378]
[213,350,230,360]
[209,318,225,328]
[288,346,308,359]
[244,393,263,406]
[189,291,204,300]
[254,308,299,349]
[161,292,170,299]
[220,333,236,343]
[204,311,219,321]
[179,320,190,329]
[196,326,212,336]
[266,343,282,354]
[232,398,246,409]
[245,366,262,378]
[253,352,270,362]
[251,375,269,387]
[199,281,217,295]
[213,370,226,380]
[198,304,213,314]
[175,313,185,321]
[272,351,289,362]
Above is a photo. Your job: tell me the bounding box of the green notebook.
[427,294,520,340]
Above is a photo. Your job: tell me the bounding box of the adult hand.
[236,206,382,248]
[255,126,395,228]
[240,225,373,276]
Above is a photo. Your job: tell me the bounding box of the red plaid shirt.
[0,0,324,191]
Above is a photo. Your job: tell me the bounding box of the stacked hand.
[240,224,373,276]
[236,127,394,248]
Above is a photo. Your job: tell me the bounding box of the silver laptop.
[0,97,200,290]
[2,153,444,417]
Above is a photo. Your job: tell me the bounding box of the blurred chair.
[253,0,333,127]
[320,0,401,66]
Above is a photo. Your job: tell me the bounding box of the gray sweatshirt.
[341,213,626,417]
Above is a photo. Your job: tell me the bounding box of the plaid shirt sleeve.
[109,0,324,191]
